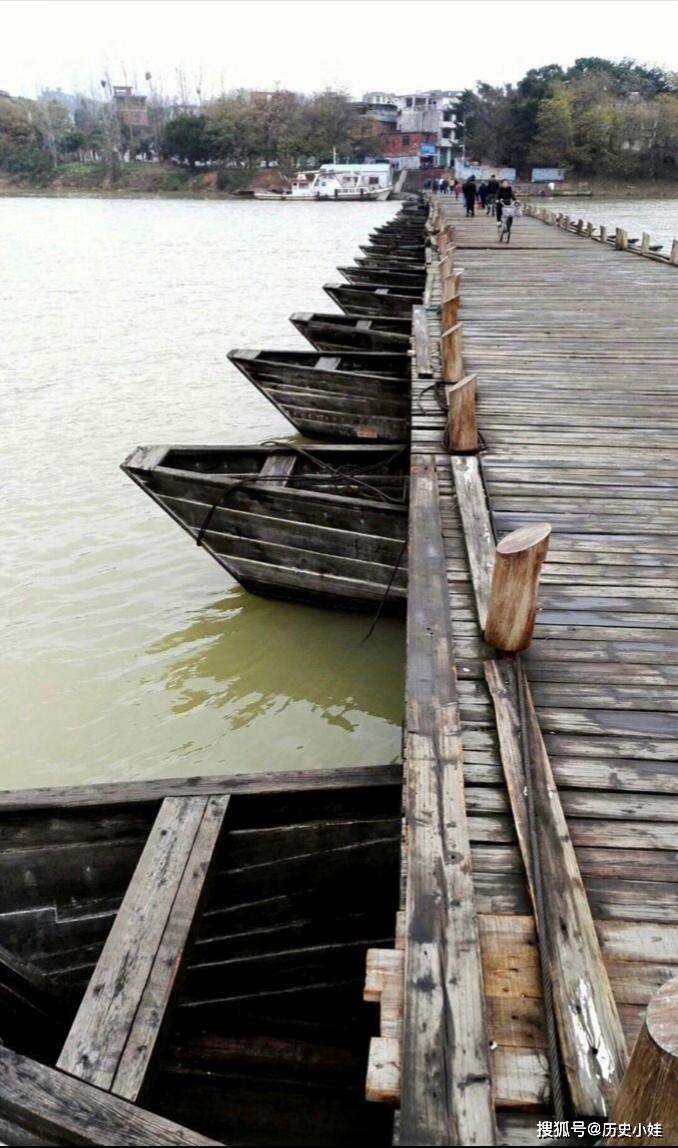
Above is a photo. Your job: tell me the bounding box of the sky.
[2,0,677,101]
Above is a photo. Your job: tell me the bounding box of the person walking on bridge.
[462,174,477,217]
[486,173,499,215]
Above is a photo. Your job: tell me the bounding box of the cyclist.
[496,179,518,241]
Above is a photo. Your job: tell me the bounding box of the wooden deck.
[401,200,678,1143]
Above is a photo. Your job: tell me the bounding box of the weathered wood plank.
[0,1046,219,1145]
[485,659,628,1115]
[0,763,402,811]
[451,455,494,627]
[58,796,229,1098]
[412,305,433,378]
[401,460,495,1146]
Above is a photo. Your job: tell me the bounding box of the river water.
[529,196,678,252]
[1,196,405,790]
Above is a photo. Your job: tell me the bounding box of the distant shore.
[2,164,678,201]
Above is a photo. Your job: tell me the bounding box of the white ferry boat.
[255,163,392,201]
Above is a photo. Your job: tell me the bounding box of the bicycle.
[498,202,517,243]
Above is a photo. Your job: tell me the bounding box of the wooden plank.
[366,1036,400,1104]
[0,762,402,811]
[58,796,229,1098]
[0,1046,219,1146]
[112,795,229,1099]
[412,305,433,378]
[401,460,495,1146]
[484,659,628,1116]
[258,453,297,486]
[451,455,494,628]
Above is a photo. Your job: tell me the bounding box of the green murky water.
[1,197,404,788]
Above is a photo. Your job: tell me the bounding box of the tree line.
[2,58,678,183]
[0,88,381,181]
[461,57,678,178]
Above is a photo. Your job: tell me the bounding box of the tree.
[161,113,211,166]
[530,86,575,165]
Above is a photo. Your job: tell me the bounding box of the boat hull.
[338,265,426,288]
[228,350,411,442]
[122,444,408,612]
[290,312,411,353]
[324,282,421,318]
[0,765,402,1147]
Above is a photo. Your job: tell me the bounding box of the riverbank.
[3,163,678,201]
[541,177,678,199]
[0,161,277,199]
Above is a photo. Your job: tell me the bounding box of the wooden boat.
[122,443,408,612]
[359,243,425,259]
[338,265,426,289]
[324,282,422,318]
[0,764,402,1146]
[228,350,411,443]
[355,255,426,270]
[290,312,411,353]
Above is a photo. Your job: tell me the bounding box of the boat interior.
[0,777,402,1146]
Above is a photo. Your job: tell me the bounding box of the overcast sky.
[2,0,677,101]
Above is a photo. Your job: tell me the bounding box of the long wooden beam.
[449,416,628,1114]
[0,762,402,812]
[484,660,628,1114]
[0,1045,219,1145]
[58,796,229,1100]
[400,459,495,1146]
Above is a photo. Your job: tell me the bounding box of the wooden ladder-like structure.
[57,795,229,1101]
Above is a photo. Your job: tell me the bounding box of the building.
[358,92,399,130]
[454,158,517,182]
[376,130,437,171]
[112,86,149,130]
[357,89,463,170]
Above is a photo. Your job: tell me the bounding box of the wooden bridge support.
[484,524,551,652]
[440,322,463,383]
[606,976,678,1144]
[447,374,478,454]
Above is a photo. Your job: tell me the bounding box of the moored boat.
[290,311,411,353]
[122,443,408,611]
[359,242,424,259]
[338,265,426,289]
[254,163,393,202]
[0,764,402,1146]
[228,349,411,442]
[324,281,422,318]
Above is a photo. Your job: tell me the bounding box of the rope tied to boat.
[361,535,408,644]
[194,441,408,549]
[260,440,409,505]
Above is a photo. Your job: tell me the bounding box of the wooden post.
[441,275,460,330]
[641,231,651,256]
[563,215,570,231]
[600,224,608,243]
[670,239,678,265]
[585,221,594,237]
[484,524,551,652]
[615,227,628,250]
[438,250,454,282]
[447,374,478,453]
[576,218,584,234]
[440,322,463,384]
[436,229,448,255]
[605,976,678,1145]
